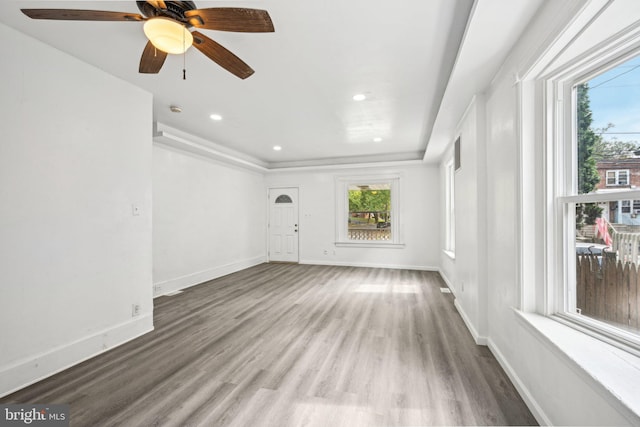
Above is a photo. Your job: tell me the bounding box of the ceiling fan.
[20,1,274,79]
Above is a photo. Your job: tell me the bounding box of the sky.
[587,54,640,143]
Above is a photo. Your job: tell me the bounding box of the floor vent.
[440,287,452,293]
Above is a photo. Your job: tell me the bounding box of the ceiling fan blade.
[146,1,167,10]
[21,9,144,21]
[185,8,274,32]
[139,41,167,74]
[191,32,255,79]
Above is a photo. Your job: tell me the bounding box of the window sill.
[443,250,456,260]
[335,241,405,249]
[514,309,640,423]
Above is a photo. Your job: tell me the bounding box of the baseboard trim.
[453,298,488,346]
[438,268,454,292]
[0,314,153,398]
[153,256,267,297]
[300,259,439,271]
[487,338,551,427]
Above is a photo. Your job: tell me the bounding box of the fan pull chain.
[182,29,187,80]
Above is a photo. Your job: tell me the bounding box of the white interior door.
[269,188,299,262]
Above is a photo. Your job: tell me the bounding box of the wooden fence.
[611,230,640,264]
[576,254,640,330]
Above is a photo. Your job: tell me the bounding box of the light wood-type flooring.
[2,264,537,426]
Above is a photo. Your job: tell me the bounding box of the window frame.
[444,159,456,257]
[606,169,630,186]
[335,174,403,248]
[546,44,640,355]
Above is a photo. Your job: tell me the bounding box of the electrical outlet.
[132,304,140,317]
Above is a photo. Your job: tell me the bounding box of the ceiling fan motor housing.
[136,1,197,25]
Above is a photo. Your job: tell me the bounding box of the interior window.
[335,175,402,246]
[445,159,455,254]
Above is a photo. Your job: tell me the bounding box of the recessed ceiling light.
[352,94,366,101]
[273,145,282,151]
[209,114,222,121]
[373,137,383,142]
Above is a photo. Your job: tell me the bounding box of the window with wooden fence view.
[574,54,640,336]
[348,183,391,241]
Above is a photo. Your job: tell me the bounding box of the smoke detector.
[169,105,182,113]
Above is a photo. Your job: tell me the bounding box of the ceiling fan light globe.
[143,17,193,54]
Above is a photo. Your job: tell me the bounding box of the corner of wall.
[153,256,267,297]
[486,337,551,426]
[453,298,488,346]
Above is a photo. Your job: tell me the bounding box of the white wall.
[441,0,640,424]
[265,164,440,270]
[0,23,153,397]
[152,144,266,295]
[440,97,488,344]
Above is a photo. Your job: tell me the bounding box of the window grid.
[606,170,629,186]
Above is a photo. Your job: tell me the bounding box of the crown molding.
[153,122,429,173]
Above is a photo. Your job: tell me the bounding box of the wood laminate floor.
[2,264,537,426]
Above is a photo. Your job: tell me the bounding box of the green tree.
[348,188,391,224]
[577,83,602,194]
[576,83,603,227]
[592,125,640,160]
[348,190,364,212]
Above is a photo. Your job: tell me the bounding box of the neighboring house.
[596,158,640,225]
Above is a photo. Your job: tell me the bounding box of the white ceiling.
[0,0,543,168]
